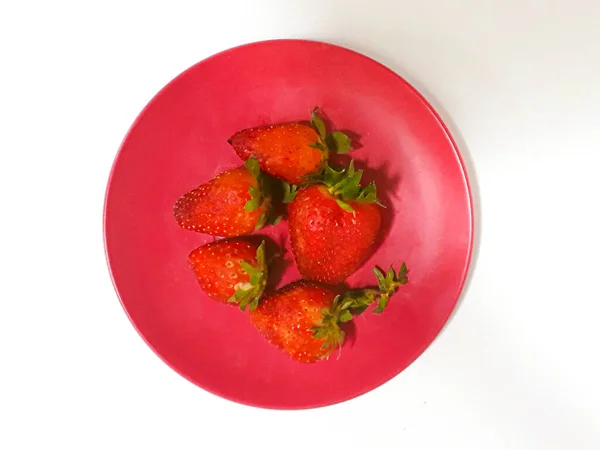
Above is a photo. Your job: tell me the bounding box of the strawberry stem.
[310,263,409,349]
[337,263,408,316]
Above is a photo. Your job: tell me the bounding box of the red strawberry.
[250,280,337,363]
[189,238,267,310]
[174,158,271,237]
[287,161,382,284]
[228,108,353,184]
[249,264,408,363]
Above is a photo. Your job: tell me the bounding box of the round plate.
[104,39,473,409]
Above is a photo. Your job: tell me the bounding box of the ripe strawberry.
[228,108,353,184]
[250,280,337,363]
[287,161,382,284]
[174,158,271,237]
[189,238,268,310]
[249,264,408,363]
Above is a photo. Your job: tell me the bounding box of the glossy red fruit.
[189,238,267,310]
[229,123,322,184]
[249,265,408,363]
[173,159,270,237]
[288,162,382,284]
[249,280,339,363]
[228,108,352,184]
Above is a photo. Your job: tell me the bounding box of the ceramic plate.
[104,39,474,409]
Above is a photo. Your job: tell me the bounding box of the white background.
[1,1,599,449]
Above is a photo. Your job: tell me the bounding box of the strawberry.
[250,280,337,363]
[228,108,353,184]
[287,161,382,284]
[189,238,268,310]
[174,158,271,237]
[249,264,408,363]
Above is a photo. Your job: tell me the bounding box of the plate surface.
[104,39,473,409]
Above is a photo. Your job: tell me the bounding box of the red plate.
[104,39,473,409]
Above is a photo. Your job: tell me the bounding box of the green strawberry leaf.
[336,199,355,213]
[245,180,263,212]
[338,172,362,200]
[227,247,269,312]
[355,183,378,203]
[239,260,259,276]
[318,160,380,208]
[325,131,353,154]
[399,262,408,277]
[248,185,260,198]
[385,267,395,286]
[349,304,369,315]
[323,164,345,186]
[282,182,299,204]
[244,157,261,179]
[249,296,260,311]
[311,327,329,339]
[254,211,267,230]
[256,241,266,267]
[373,267,387,291]
[373,294,390,314]
[244,196,260,212]
[228,288,255,310]
[250,272,263,285]
[339,310,353,322]
[310,107,327,139]
[345,159,356,177]
[239,294,253,311]
[244,157,276,228]
[230,289,249,303]
[339,298,354,311]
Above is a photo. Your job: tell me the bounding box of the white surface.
[1,1,599,449]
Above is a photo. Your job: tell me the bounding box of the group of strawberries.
[173,108,408,363]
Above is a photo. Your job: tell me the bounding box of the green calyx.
[311,308,346,352]
[244,158,276,230]
[322,160,381,212]
[282,181,299,204]
[282,160,382,211]
[310,263,409,350]
[244,157,264,213]
[309,107,353,155]
[227,241,268,311]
